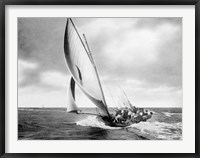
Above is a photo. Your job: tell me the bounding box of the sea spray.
[76,116,122,130]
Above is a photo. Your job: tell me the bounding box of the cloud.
[77,18,182,90]
[18,18,182,107]
[40,71,69,89]
[134,18,182,30]
[18,59,39,87]
[18,18,69,74]
[18,59,70,93]
[18,70,71,107]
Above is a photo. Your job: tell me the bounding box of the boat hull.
[68,112,132,127]
[100,116,132,127]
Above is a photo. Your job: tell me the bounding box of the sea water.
[18,107,182,140]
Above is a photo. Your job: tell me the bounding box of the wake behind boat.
[64,18,153,127]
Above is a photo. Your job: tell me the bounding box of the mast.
[83,34,107,107]
[83,34,110,117]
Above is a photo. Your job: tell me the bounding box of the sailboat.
[64,18,150,127]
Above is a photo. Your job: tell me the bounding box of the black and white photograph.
[18,17,182,140]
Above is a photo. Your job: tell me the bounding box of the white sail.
[66,77,79,113]
[64,18,110,117]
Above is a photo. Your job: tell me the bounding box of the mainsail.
[64,18,110,117]
[66,77,80,112]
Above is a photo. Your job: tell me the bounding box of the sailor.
[127,110,133,119]
[114,114,125,123]
[136,108,143,116]
[139,111,144,116]
[147,111,153,119]
[121,109,128,120]
[131,112,136,118]
[142,111,153,121]
[130,105,137,113]
[142,115,148,121]
[115,109,122,116]
[113,114,119,123]
[134,115,143,123]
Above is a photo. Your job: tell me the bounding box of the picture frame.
[1,0,199,157]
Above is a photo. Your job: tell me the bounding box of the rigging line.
[69,26,83,67]
[69,18,94,64]
[105,81,121,108]
[68,23,90,85]
[118,85,132,107]
[102,79,117,108]
[69,19,103,94]
[83,34,93,62]
[102,81,119,114]
[69,27,79,65]
[82,34,94,64]
[82,34,108,104]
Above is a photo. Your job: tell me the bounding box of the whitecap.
[76,116,121,130]
[163,112,181,117]
[76,116,182,140]
[129,121,182,140]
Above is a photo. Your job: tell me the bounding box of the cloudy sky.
[18,18,182,108]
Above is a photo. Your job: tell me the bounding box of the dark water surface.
[18,108,182,140]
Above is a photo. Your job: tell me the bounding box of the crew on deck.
[113,105,153,125]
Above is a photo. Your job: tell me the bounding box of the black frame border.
[1,0,199,158]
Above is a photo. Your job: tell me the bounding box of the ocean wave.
[76,116,182,140]
[129,121,182,140]
[163,112,181,117]
[19,108,36,111]
[76,116,121,130]
[19,108,65,112]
